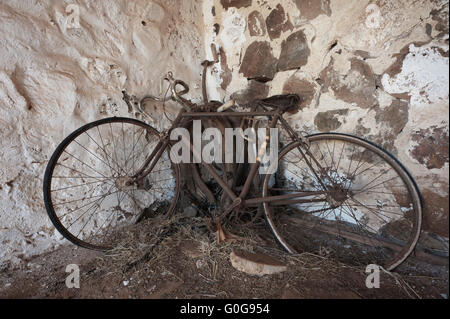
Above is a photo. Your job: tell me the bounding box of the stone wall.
[0,0,204,265]
[0,0,448,267]
[203,0,449,239]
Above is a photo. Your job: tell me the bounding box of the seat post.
[201,44,220,104]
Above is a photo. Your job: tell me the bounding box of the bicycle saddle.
[257,94,301,112]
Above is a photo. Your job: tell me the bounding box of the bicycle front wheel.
[43,117,180,250]
[263,133,422,271]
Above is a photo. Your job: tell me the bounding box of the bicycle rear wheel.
[263,133,422,270]
[43,117,180,250]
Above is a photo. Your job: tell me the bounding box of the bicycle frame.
[43,44,424,271]
[131,104,330,218]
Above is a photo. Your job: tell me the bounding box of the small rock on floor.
[230,248,287,276]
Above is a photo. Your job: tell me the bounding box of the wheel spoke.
[45,118,179,249]
[263,135,421,270]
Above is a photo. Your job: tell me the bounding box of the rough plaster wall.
[0,0,204,266]
[0,0,448,267]
[203,0,449,240]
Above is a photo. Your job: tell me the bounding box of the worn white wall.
[0,0,204,266]
[0,0,448,266]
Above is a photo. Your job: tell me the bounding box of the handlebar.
[172,79,189,97]
[137,44,222,116]
[137,71,191,114]
[137,44,222,115]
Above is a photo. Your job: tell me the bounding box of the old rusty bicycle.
[43,53,422,271]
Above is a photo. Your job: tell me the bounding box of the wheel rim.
[43,118,179,250]
[263,133,421,270]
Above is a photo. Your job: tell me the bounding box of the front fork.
[278,116,340,192]
[130,110,186,185]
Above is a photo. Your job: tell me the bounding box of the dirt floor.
[0,214,448,299]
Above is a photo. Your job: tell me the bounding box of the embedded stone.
[314,109,349,131]
[319,58,377,108]
[367,98,409,154]
[421,189,449,237]
[239,41,278,81]
[230,249,287,276]
[278,30,310,71]
[293,0,331,20]
[248,10,266,37]
[231,80,269,105]
[431,4,449,38]
[410,126,449,169]
[372,133,398,154]
[265,4,293,40]
[219,47,232,90]
[282,75,316,112]
[375,99,409,136]
[354,96,408,154]
[220,0,252,10]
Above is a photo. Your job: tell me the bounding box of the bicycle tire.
[262,132,422,271]
[43,117,180,250]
